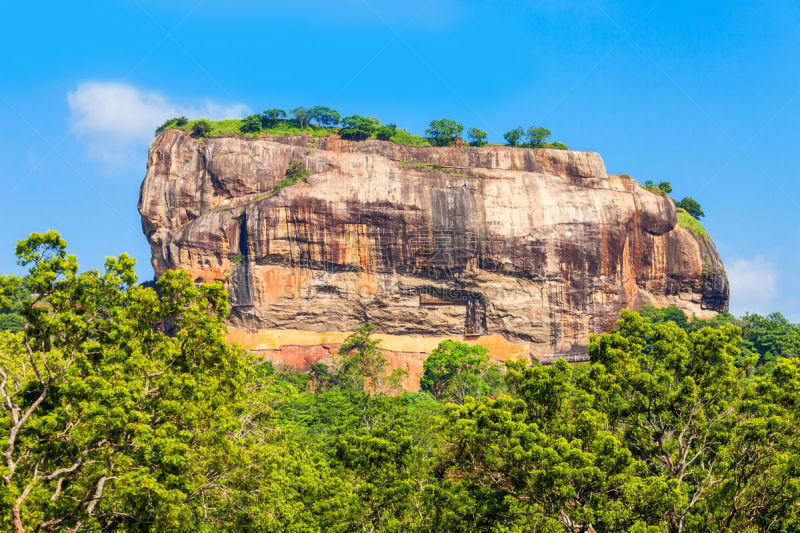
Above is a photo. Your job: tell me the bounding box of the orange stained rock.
[226,328,530,391]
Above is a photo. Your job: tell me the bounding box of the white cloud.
[726,256,778,316]
[67,81,249,170]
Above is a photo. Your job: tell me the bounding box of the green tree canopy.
[239,114,262,133]
[191,119,212,137]
[503,126,524,146]
[525,125,551,147]
[340,115,380,140]
[638,303,690,330]
[425,118,464,146]
[155,116,188,135]
[437,311,800,530]
[420,340,501,402]
[677,196,705,219]
[467,127,488,146]
[261,108,286,128]
[0,232,248,532]
[0,276,29,332]
[308,106,340,127]
[375,124,396,141]
[290,107,311,128]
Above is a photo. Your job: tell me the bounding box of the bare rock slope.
[139,130,728,366]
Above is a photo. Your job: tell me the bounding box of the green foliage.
[308,106,340,127]
[676,196,705,219]
[290,106,311,128]
[503,126,524,146]
[0,231,247,531]
[425,118,464,146]
[4,230,800,532]
[438,311,800,530]
[388,128,431,146]
[546,141,568,150]
[420,340,502,402]
[266,159,311,198]
[191,118,212,137]
[641,179,673,195]
[638,303,690,330]
[260,108,286,128]
[739,312,800,370]
[467,127,488,146]
[525,125,551,147]
[330,323,407,394]
[161,107,569,151]
[239,114,262,133]
[339,114,380,140]
[375,124,396,141]
[0,277,29,332]
[155,116,188,135]
[635,305,800,373]
[677,208,708,237]
[398,160,479,179]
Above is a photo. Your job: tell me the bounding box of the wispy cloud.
[726,255,778,316]
[67,81,248,171]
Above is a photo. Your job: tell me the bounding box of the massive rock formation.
[139,130,728,382]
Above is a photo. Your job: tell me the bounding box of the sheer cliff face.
[139,130,728,359]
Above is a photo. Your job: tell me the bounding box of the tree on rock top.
[677,196,705,219]
[261,108,286,128]
[467,127,488,146]
[309,106,340,127]
[426,118,463,146]
[340,115,380,140]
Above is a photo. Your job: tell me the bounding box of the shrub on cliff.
[340,115,380,140]
[331,323,407,394]
[503,126,524,146]
[291,107,311,128]
[155,116,188,135]
[642,180,672,195]
[191,119,212,137]
[376,124,396,141]
[426,118,463,146]
[240,114,263,133]
[676,196,705,219]
[467,127,488,146]
[525,125,551,147]
[261,108,286,128]
[309,106,340,127]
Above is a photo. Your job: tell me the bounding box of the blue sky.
[1,0,799,318]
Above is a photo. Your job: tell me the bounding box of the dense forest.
[2,232,800,531]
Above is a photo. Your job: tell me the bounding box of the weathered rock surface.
[139,130,729,365]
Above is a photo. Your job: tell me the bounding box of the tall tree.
[525,125,551,147]
[503,126,524,146]
[308,106,340,127]
[426,118,464,146]
[290,107,311,128]
[0,232,248,532]
[420,340,501,402]
[239,114,262,133]
[261,108,286,128]
[467,127,488,146]
[676,196,705,219]
[339,115,380,140]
